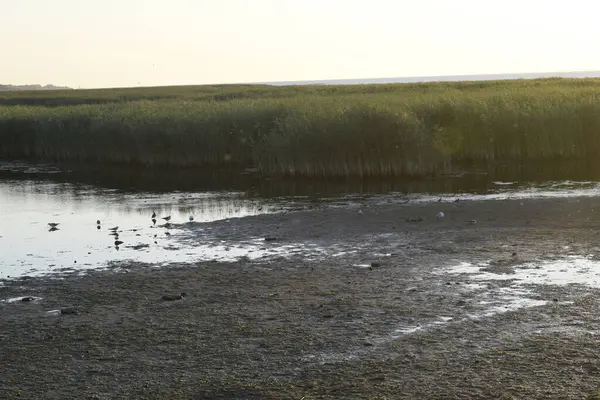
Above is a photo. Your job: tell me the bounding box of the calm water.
[4,160,600,280]
[268,71,600,86]
[0,180,285,279]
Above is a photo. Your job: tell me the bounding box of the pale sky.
[3,0,600,88]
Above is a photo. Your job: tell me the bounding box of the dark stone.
[161,292,186,301]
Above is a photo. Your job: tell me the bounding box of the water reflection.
[3,159,600,279]
[4,158,600,197]
[0,178,283,278]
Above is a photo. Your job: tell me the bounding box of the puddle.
[477,297,548,318]
[393,316,454,337]
[446,256,600,288]
[416,255,600,327]
[2,296,42,303]
[390,256,600,337]
[305,256,595,362]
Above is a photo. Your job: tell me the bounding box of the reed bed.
[2,78,600,177]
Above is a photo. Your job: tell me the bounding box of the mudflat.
[3,196,600,399]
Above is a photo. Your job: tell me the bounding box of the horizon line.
[5,69,600,91]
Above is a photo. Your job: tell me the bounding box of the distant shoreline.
[265,70,600,86]
[0,84,72,92]
[4,70,600,91]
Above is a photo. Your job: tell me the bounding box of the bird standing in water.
[162,216,171,222]
[151,212,156,219]
[189,216,194,222]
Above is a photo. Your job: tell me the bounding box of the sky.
[3,0,600,88]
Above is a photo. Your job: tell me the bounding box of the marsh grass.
[2,78,600,176]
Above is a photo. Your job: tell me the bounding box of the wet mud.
[3,196,600,399]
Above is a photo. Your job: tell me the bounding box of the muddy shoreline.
[3,196,600,399]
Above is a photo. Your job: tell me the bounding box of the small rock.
[264,237,277,242]
[21,297,35,302]
[370,262,381,268]
[161,292,186,301]
[60,307,78,315]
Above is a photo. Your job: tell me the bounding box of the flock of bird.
[46,212,196,250]
[40,213,197,303]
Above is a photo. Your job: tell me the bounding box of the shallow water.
[4,161,600,279]
[0,179,285,278]
[411,255,600,331]
[446,255,600,289]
